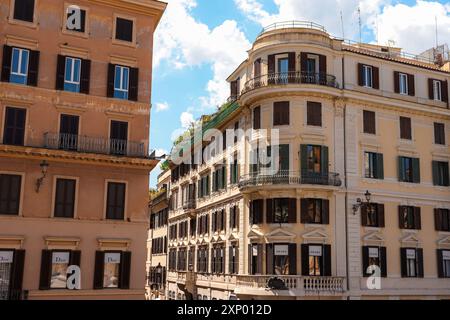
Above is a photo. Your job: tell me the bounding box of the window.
[277,58,289,83]
[363,65,373,88]
[273,244,290,275]
[399,206,421,230]
[398,156,420,183]
[362,247,387,277]
[10,48,29,85]
[50,251,71,289]
[230,205,238,229]
[361,203,385,228]
[66,7,86,33]
[249,244,262,275]
[307,102,322,127]
[0,250,25,299]
[401,248,423,278]
[110,120,128,156]
[399,117,412,140]
[229,245,238,274]
[230,157,238,185]
[433,161,449,186]
[212,166,226,192]
[273,101,289,126]
[304,145,322,174]
[54,179,76,218]
[250,199,263,224]
[301,244,331,277]
[435,209,450,232]
[301,199,329,225]
[0,174,22,215]
[434,123,446,145]
[115,18,134,42]
[253,106,261,129]
[196,246,208,273]
[177,247,187,272]
[59,114,79,150]
[234,121,239,144]
[13,0,35,22]
[64,57,81,93]
[433,80,442,101]
[399,73,408,95]
[364,152,384,179]
[106,182,126,220]
[273,198,289,223]
[114,66,129,100]
[363,110,376,134]
[438,250,450,278]
[3,107,26,146]
[211,246,225,274]
[198,174,210,198]
[103,252,121,288]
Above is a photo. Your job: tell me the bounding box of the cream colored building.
[0,0,165,299]
[146,169,170,300]
[164,22,450,300]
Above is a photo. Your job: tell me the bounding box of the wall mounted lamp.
[35,160,50,193]
[352,190,372,215]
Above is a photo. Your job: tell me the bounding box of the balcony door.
[59,114,79,151]
[301,145,329,184]
[277,58,289,84]
[3,107,26,146]
[110,120,128,156]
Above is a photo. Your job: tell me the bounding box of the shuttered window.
[273,101,289,126]
[432,161,449,186]
[54,179,76,218]
[266,198,296,224]
[3,107,26,146]
[253,106,261,129]
[307,101,322,127]
[229,245,239,274]
[115,18,134,42]
[249,244,263,275]
[39,250,81,290]
[362,246,387,277]
[399,206,421,230]
[400,248,424,278]
[429,79,448,102]
[0,174,22,215]
[435,209,450,232]
[434,123,446,145]
[249,199,263,224]
[400,117,412,140]
[300,198,329,225]
[363,110,376,134]
[398,156,420,183]
[361,203,385,228]
[364,152,384,179]
[358,64,379,89]
[301,244,331,276]
[13,0,35,22]
[106,182,126,220]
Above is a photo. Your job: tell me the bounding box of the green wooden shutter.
[432,161,439,186]
[300,145,308,175]
[280,144,290,171]
[412,158,421,183]
[376,153,384,179]
[398,157,405,182]
[321,146,329,175]
[362,246,369,277]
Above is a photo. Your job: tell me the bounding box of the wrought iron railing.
[182,199,196,210]
[242,72,339,95]
[238,170,342,189]
[0,290,28,300]
[259,21,327,36]
[44,133,149,158]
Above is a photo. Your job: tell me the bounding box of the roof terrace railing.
[259,21,327,36]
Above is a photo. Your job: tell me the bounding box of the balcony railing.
[242,72,338,96]
[259,21,327,36]
[152,189,168,205]
[44,133,148,158]
[238,170,342,189]
[235,275,345,294]
[182,199,197,210]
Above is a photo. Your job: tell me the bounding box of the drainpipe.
[341,55,351,299]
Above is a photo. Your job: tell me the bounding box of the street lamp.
[352,190,372,215]
[35,160,50,193]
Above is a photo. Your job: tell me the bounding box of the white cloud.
[376,1,450,53]
[180,111,195,129]
[155,101,170,112]
[154,0,251,111]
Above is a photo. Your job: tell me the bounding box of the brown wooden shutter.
[128,67,139,101]
[10,250,26,295]
[1,45,13,82]
[380,247,387,277]
[266,244,273,274]
[93,251,105,289]
[393,71,400,93]
[323,244,332,276]
[119,251,132,289]
[254,58,261,78]
[372,66,379,89]
[253,106,261,129]
[377,204,385,228]
[248,244,252,274]
[300,53,308,73]
[80,59,91,94]
[107,63,115,97]
[437,249,444,278]
[417,248,424,278]
[319,55,327,74]
[322,200,330,225]
[301,244,309,276]
[266,199,273,223]
[414,207,421,230]
[363,110,376,134]
[362,246,369,277]
[442,80,449,102]
[428,78,434,100]
[435,209,442,231]
[288,52,296,72]
[288,198,297,223]
[27,50,40,86]
[55,55,66,90]
[268,54,275,74]
[408,74,415,96]
[289,244,297,275]
[361,204,368,226]
[400,248,407,277]
[257,244,263,274]
[400,117,411,140]
[69,250,81,267]
[357,63,364,86]
[300,199,308,224]
[398,206,405,229]
[39,250,52,290]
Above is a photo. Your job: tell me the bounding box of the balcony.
[182,199,197,211]
[235,275,345,296]
[242,72,339,96]
[238,170,342,190]
[44,133,148,158]
[151,189,168,206]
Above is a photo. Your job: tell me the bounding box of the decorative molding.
[362,230,385,245]
[264,227,296,243]
[247,228,264,241]
[437,235,450,248]
[301,228,328,244]
[45,236,80,250]
[5,34,39,50]
[0,235,25,249]
[110,54,138,68]
[399,232,421,247]
[97,238,131,250]
[59,44,90,59]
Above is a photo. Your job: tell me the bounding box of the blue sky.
[149,0,450,187]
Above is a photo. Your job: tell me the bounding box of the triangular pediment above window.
[301,228,328,244]
[264,228,296,243]
[437,235,450,247]
[228,232,239,241]
[362,230,385,245]
[189,239,196,246]
[400,232,421,246]
[211,235,225,243]
[247,228,264,240]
